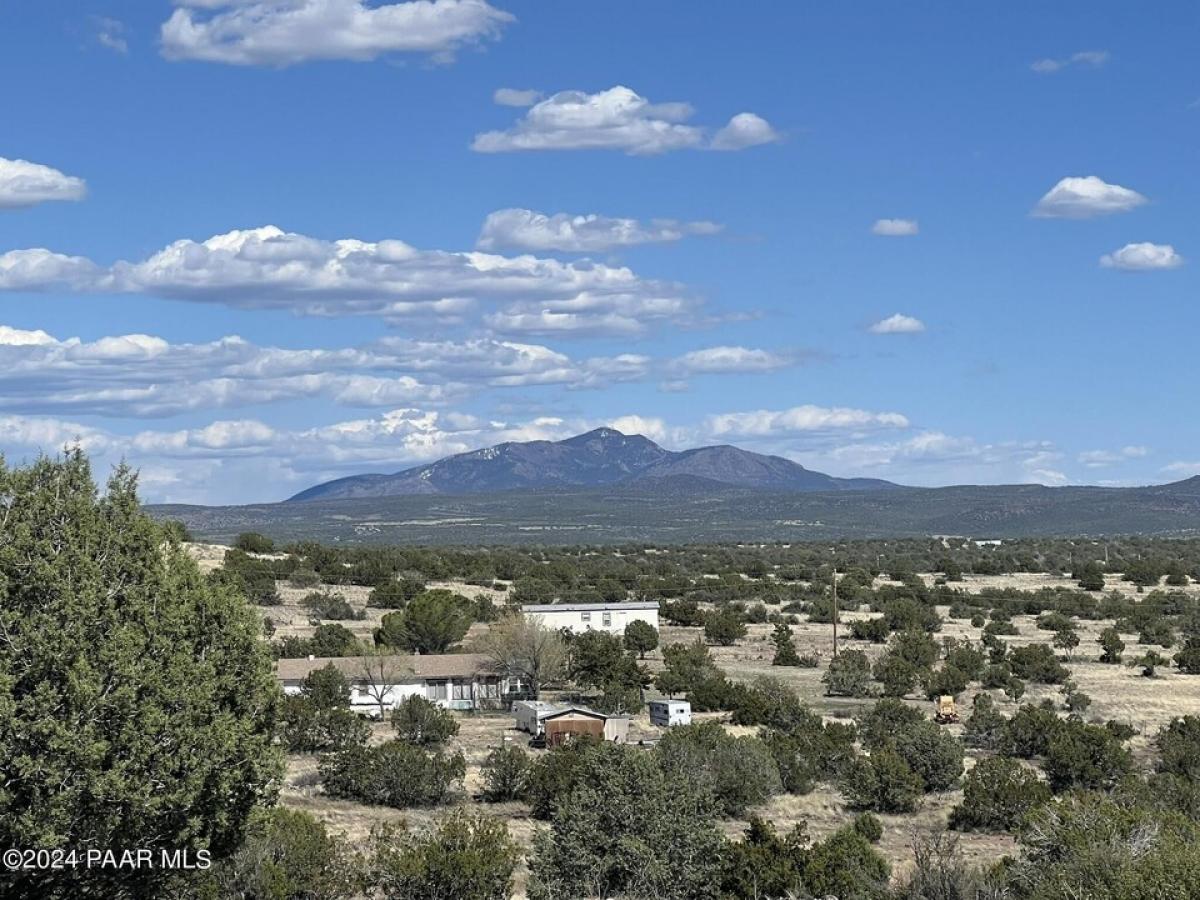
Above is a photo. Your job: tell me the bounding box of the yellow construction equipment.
[934,695,959,724]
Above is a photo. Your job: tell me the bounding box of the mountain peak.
[287,428,898,501]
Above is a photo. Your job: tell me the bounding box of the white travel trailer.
[647,699,692,727]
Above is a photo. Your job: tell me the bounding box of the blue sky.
[0,1,1196,503]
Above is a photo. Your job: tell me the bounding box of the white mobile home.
[276,653,509,715]
[648,699,691,727]
[521,601,659,635]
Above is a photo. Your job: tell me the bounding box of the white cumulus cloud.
[704,404,909,438]
[871,218,919,236]
[1100,242,1183,271]
[1032,176,1146,219]
[493,87,541,107]
[710,112,780,151]
[160,0,513,66]
[471,86,778,155]
[0,324,663,417]
[0,158,87,210]
[0,225,697,335]
[868,313,925,335]
[1031,49,1109,74]
[672,346,795,375]
[477,208,721,253]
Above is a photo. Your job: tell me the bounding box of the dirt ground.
[189,545,1200,895]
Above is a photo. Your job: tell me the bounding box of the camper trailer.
[648,699,692,727]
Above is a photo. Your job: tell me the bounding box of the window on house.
[602,611,612,627]
[581,611,591,624]
[452,679,471,700]
[426,680,448,700]
[479,677,500,699]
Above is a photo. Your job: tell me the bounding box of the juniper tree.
[771,622,803,666]
[0,452,282,898]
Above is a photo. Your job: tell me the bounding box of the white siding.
[523,606,659,635]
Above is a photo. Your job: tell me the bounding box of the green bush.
[704,607,747,646]
[527,744,726,900]
[764,719,857,794]
[842,748,923,813]
[1007,794,1200,898]
[369,576,425,609]
[857,698,924,751]
[883,599,942,633]
[887,629,941,670]
[949,757,1050,831]
[391,695,460,746]
[374,590,472,653]
[1001,701,1061,758]
[942,640,986,680]
[1155,716,1200,780]
[891,719,965,792]
[204,807,361,899]
[823,649,873,697]
[279,696,370,753]
[1099,626,1126,663]
[923,664,970,700]
[319,741,465,808]
[1175,636,1200,674]
[1043,720,1133,792]
[525,738,603,819]
[657,721,782,817]
[372,811,519,900]
[0,454,282,900]
[1008,643,1069,684]
[850,617,891,643]
[302,590,362,621]
[962,692,1007,750]
[873,652,920,698]
[234,531,275,553]
[802,825,891,899]
[624,619,659,659]
[852,812,883,843]
[655,640,724,698]
[481,745,532,802]
[1036,611,1072,632]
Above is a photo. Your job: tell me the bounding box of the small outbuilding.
[512,702,630,744]
[542,707,630,746]
[648,699,692,727]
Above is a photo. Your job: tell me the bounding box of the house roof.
[275,653,495,683]
[521,601,659,613]
[542,705,628,722]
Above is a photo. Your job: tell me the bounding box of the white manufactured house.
[521,600,659,635]
[647,699,692,727]
[276,653,511,715]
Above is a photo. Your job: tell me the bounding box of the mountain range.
[146,428,1200,545]
[288,427,898,501]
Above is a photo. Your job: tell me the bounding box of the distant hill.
[151,475,1200,546]
[288,427,899,501]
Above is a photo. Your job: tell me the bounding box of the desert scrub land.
[180,533,1200,898]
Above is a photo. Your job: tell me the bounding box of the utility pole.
[831,566,839,658]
